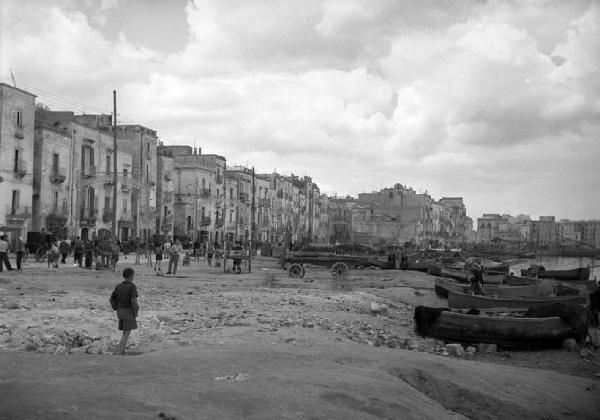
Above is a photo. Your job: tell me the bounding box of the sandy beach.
[1,256,599,419]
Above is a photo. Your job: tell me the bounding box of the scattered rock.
[214,372,250,382]
[445,343,464,357]
[563,338,578,352]
[477,343,498,353]
[370,302,388,316]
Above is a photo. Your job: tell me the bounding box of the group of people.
[153,238,184,274]
[0,235,25,272]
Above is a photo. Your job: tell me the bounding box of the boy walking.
[110,268,139,355]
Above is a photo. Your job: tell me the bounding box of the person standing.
[167,239,182,275]
[73,236,84,267]
[0,235,13,272]
[16,236,25,272]
[84,239,94,269]
[59,238,69,264]
[109,267,139,355]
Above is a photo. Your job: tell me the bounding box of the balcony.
[215,217,224,228]
[200,216,211,226]
[15,126,24,139]
[14,160,27,177]
[162,191,174,203]
[119,211,133,222]
[200,188,211,198]
[6,205,30,220]
[161,214,173,228]
[239,192,249,202]
[83,166,96,178]
[258,198,270,208]
[215,174,223,184]
[49,167,67,184]
[102,210,113,223]
[80,208,98,224]
[121,182,131,192]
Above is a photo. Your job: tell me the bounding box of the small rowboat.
[521,265,590,281]
[414,305,588,349]
[434,277,547,299]
[447,290,587,310]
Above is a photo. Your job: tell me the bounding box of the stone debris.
[214,372,250,382]
[445,343,465,357]
[563,338,578,351]
[477,343,498,353]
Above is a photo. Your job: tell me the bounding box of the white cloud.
[1,0,599,220]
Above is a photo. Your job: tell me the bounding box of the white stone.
[445,343,464,357]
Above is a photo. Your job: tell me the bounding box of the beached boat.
[503,274,538,286]
[434,277,547,299]
[521,265,590,281]
[440,267,471,282]
[447,290,587,310]
[406,259,435,272]
[414,305,589,348]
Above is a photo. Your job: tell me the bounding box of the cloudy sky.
[2,0,599,221]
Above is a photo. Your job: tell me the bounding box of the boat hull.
[414,306,586,348]
[447,291,587,310]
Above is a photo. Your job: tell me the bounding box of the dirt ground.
[1,255,599,419]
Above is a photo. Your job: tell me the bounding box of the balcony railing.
[80,208,98,222]
[83,166,96,178]
[239,192,249,202]
[49,167,67,184]
[121,182,131,192]
[6,205,30,219]
[119,211,133,222]
[163,191,174,203]
[200,216,211,226]
[215,217,224,228]
[162,215,173,227]
[258,198,270,208]
[14,160,27,177]
[102,210,113,223]
[200,188,211,198]
[15,126,24,139]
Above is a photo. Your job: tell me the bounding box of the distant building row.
[0,82,470,248]
[476,214,600,249]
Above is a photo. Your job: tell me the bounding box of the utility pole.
[112,90,118,239]
[251,167,256,252]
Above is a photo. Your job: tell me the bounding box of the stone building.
[0,83,36,246]
[34,111,137,241]
[156,147,175,239]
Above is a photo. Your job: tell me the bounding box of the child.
[47,242,60,268]
[110,267,139,355]
[154,242,163,271]
[183,252,191,266]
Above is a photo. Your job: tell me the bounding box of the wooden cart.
[282,252,394,280]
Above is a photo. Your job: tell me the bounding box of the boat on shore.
[414,305,589,349]
[447,290,587,310]
[521,265,590,281]
[435,277,540,298]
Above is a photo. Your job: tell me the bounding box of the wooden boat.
[447,290,587,310]
[503,274,538,286]
[414,305,588,348]
[440,267,471,282]
[435,277,545,299]
[427,263,443,277]
[406,259,435,272]
[521,265,590,281]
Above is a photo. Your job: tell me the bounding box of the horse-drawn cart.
[282,252,394,280]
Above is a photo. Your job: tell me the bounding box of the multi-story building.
[159,146,226,244]
[34,111,137,241]
[156,144,175,238]
[0,83,36,246]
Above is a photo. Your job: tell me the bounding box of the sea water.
[509,256,599,280]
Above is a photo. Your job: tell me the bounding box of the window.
[201,207,205,218]
[123,168,128,179]
[14,149,19,171]
[230,210,234,222]
[53,192,59,212]
[12,190,20,213]
[164,206,168,217]
[216,189,219,196]
[230,188,233,198]
[187,215,192,230]
[52,153,59,174]
[124,199,128,213]
[106,155,111,174]
[15,110,23,128]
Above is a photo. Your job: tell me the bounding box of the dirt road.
[1,256,599,419]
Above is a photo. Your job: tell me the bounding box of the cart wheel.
[331,262,349,279]
[35,247,46,262]
[288,263,305,278]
